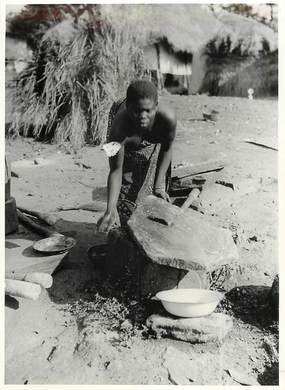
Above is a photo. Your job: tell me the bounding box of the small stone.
[104,361,110,369]
[249,355,257,362]
[164,347,197,385]
[120,319,132,331]
[263,338,278,362]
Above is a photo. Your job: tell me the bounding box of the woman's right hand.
[97,211,117,233]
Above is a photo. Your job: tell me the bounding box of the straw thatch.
[213,10,277,56]
[100,4,223,54]
[100,4,277,57]
[8,18,145,148]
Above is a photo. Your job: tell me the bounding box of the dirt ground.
[5,94,279,385]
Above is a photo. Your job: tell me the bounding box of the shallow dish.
[156,288,224,318]
[33,235,76,255]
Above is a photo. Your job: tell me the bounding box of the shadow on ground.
[5,216,161,335]
[219,285,277,331]
[258,362,279,385]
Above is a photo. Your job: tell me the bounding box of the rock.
[268,275,278,319]
[127,195,238,273]
[263,337,278,363]
[146,312,233,343]
[197,183,236,214]
[33,158,46,165]
[164,347,196,385]
[226,368,259,386]
[120,319,132,331]
[167,364,193,385]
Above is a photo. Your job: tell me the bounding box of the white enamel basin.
[156,288,224,318]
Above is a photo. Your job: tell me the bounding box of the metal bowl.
[33,235,76,255]
[156,288,224,318]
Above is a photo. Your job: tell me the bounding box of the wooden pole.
[155,43,163,90]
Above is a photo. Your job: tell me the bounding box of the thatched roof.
[214,10,278,55]
[7,4,278,58]
[101,4,277,54]
[99,4,277,56]
[99,4,223,53]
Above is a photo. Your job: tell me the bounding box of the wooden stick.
[166,188,200,226]
[17,209,54,237]
[57,202,106,212]
[148,189,200,227]
[17,206,60,226]
[5,279,41,300]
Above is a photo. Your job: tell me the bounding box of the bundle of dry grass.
[8,18,145,149]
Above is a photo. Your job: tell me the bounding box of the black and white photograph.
[4,2,280,386]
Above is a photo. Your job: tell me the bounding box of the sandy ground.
[5,94,278,385]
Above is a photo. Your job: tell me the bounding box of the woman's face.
[127,98,158,130]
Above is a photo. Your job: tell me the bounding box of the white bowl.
[156,288,224,318]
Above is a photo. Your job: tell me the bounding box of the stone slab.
[146,312,233,343]
[197,183,236,214]
[127,195,238,272]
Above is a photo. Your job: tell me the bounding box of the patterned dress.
[107,98,171,224]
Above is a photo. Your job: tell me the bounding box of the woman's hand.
[97,210,118,233]
[154,188,171,202]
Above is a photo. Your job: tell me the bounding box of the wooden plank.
[127,195,238,272]
[243,138,278,151]
[5,238,66,275]
[172,158,226,180]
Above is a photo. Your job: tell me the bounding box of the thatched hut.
[100,4,222,94]
[7,4,278,149]
[190,9,278,95]
[99,4,277,96]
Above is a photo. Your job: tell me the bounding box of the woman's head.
[126,80,158,130]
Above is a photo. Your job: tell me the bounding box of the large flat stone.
[127,195,238,272]
[146,312,233,343]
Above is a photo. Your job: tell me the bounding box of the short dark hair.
[126,79,158,106]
